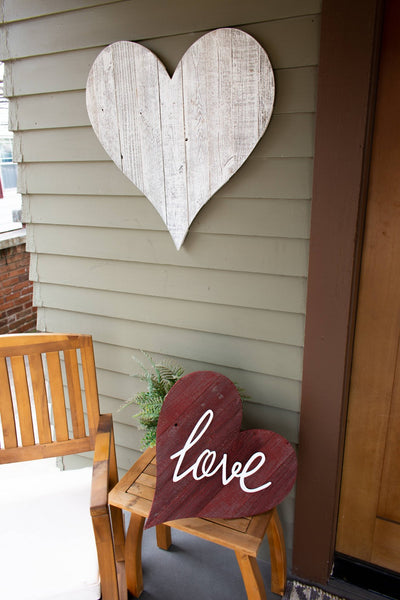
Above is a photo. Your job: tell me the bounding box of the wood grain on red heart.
[86,29,274,250]
[146,371,296,528]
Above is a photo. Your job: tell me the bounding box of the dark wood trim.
[291,0,384,584]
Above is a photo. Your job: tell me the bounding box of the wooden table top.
[108,446,273,557]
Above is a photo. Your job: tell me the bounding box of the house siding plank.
[95,367,294,424]
[18,159,313,199]
[34,283,306,347]
[26,224,309,277]
[92,348,302,413]
[3,47,105,96]
[23,195,311,238]
[30,254,307,314]
[83,345,301,415]
[1,0,124,23]
[15,114,315,162]
[1,2,321,59]
[8,91,90,130]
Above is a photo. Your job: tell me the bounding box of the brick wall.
[0,240,37,334]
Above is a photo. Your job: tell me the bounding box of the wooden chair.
[109,446,287,600]
[0,333,125,600]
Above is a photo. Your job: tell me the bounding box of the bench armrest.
[90,413,126,600]
[91,413,117,517]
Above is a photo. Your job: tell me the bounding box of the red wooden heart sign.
[145,371,297,529]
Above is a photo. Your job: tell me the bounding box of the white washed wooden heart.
[86,28,274,249]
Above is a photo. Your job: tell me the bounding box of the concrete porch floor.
[133,523,281,600]
[135,524,397,600]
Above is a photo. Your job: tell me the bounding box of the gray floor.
[135,527,394,600]
[132,524,282,600]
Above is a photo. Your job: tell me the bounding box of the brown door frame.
[292,0,384,584]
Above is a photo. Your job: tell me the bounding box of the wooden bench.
[0,333,124,600]
[109,446,287,599]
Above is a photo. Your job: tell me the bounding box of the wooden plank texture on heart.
[86,28,274,249]
[146,371,296,528]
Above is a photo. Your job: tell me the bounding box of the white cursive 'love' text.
[170,410,272,493]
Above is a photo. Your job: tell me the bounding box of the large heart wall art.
[86,28,275,249]
[146,371,296,528]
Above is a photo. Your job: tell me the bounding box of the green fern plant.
[120,352,184,449]
[120,352,250,449]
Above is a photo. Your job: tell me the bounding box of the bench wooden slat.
[11,355,35,446]
[128,481,155,503]
[46,351,69,441]
[64,348,86,438]
[0,436,92,464]
[112,447,156,496]
[0,357,17,448]
[163,515,261,557]
[109,487,153,516]
[28,353,52,444]
[0,334,91,357]
[144,463,157,477]
[136,472,156,488]
[80,343,100,438]
[205,516,250,533]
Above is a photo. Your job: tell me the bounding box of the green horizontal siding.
[1,1,321,58]
[1,0,322,561]
[34,283,305,346]
[15,114,315,161]
[23,195,311,238]
[30,254,308,313]
[26,223,310,275]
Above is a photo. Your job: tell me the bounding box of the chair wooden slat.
[0,357,18,448]
[64,348,86,438]
[46,351,69,442]
[28,353,52,444]
[81,343,100,440]
[10,355,35,446]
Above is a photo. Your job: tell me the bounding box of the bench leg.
[235,552,267,600]
[109,505,127,600]
[266,508,287,596]
[91,510,121,600]
[125,513,145,598]
[156,524,172,550]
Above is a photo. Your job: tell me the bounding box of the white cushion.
[0,459,100,600]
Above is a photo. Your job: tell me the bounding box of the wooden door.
[336,0,400,573]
